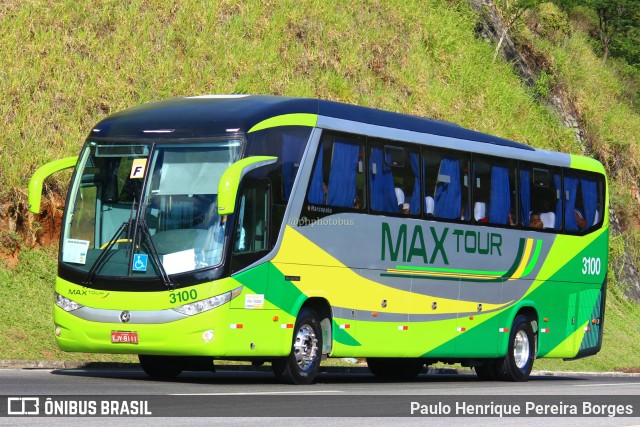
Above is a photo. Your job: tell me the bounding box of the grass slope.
[1,0,576,192]
[0,0,638,369]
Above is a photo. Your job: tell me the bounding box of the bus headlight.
[173,286,243,316]
[54,292,83,312]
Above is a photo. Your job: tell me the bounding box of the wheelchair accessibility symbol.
[133,254,148,272]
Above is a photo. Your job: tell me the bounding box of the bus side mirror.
[28,156,78,214]
[217,156,277,216]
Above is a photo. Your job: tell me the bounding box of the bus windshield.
[61,139,243,280]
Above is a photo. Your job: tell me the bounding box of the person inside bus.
[401,203,410,215]
[508,209,516,226]
[529,211,543,229]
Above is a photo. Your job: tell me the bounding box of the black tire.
[272,308,323,385]
[366,358,424,380]
[494,315,535,381]
[138,355,183,379]
[474,360,499,381]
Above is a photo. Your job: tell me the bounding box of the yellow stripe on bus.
[509,238,534,281]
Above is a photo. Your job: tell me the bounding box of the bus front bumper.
[53,304,291,357]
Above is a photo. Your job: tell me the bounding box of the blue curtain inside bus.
[434,157,461,219]
[489,165,510,224]
[581,177,598,227]
[282,134,306,201]
[520,169,530,226]
[554,174,562,229]
[564,175,579,232]
[308,146,325,204]
[327,142,359,208]
[408,152,420,215]
[369,146,397,212]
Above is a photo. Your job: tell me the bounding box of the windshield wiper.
[135,218,174,290]
[84,198,138,286]
[84,197,174,290]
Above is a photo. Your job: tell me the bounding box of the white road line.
[172,390,344,396]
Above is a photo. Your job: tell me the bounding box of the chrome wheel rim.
[293,324,318,371]
[513,330,530,369]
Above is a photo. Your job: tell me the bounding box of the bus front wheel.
[495,315,535,381]
[272,308,323,385]
[138,355,183,379]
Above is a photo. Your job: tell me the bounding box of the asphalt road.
[1,367,639,426]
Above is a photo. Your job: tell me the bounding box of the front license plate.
[111,331,138,344]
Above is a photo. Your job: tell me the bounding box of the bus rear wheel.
[366,358,424,380]
[272,308,323,385]
[138,355,183,379]
[494,315,535,381]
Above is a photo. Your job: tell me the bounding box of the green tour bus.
[29,95,608,384]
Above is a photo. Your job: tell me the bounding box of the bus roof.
[91,95,534,151]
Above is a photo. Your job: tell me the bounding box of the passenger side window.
[472,156,516,225]
[521,165,562,230]
[564,172,602,233]
[306,132,365,210]
[369,141,420,215]
[424,149,469,221]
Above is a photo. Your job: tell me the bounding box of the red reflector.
[230,324,243,329]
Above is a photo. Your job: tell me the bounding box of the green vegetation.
[0,247,134,363]
[0,0,638,369]
[0,0,579,194]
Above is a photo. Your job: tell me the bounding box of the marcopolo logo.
[7,397,40,415]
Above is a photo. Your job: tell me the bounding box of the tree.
[553,0,640,63]
[593,0,631,62]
